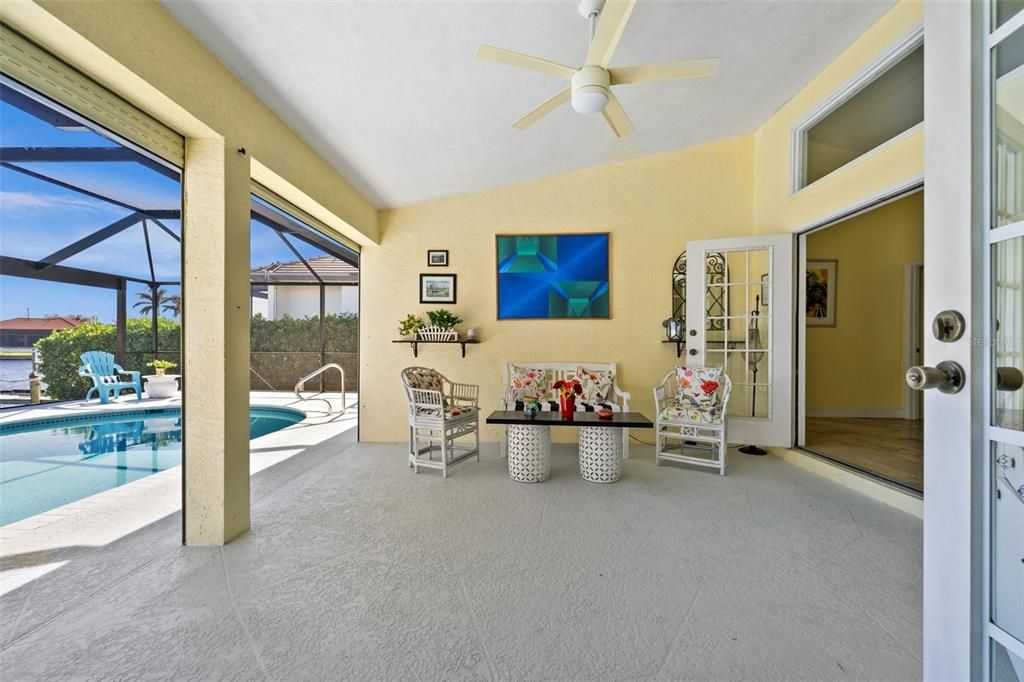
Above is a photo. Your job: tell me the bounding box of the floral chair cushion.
[675,367,723,408]
[416,404,478,420]
[509,366,551,402]
[403,367,444,394]
[575,366,614,405]
[659,401,723,425]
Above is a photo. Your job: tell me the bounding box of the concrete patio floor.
[0,436,922,680]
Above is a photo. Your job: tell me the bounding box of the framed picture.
[420,273,457,304]
[427,249,448,267]
[496,233,610,319]
[806,260,837,326]
[760,273,769,307]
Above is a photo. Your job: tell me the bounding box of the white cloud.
[0,190,106,213]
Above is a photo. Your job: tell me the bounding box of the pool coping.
[0,391,357,541]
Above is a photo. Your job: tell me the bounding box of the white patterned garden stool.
[578,426,623,483]
[507,424,551,483]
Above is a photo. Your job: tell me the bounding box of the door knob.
[906,361,966,394]
[997,367,1024,392]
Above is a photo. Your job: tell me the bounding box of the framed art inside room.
[495,233,610,319]
[806,259,837,326]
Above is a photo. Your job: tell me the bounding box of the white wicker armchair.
[653,368,732,476]
[400,366,480,478]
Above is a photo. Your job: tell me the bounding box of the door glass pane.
[994,237,1024,430]
[994,25,1024,227]
[992,637,1024,681]
[996,0,1024,30]
[992,442,1024,643]
[706,247,771,420]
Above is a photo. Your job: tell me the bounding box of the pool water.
[0,407,302,526]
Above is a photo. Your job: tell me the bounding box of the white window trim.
[789,21,924,196]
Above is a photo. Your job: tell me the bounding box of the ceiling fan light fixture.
[571,65,611,114]
[572,87,609,114]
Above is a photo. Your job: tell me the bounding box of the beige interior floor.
[805,417,923,491]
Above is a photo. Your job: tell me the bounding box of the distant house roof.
[250,255,359,285]
[0,316,87,332]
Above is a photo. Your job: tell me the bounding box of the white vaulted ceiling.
[162,0,896,208]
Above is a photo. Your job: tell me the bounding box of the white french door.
[924,2,1024,679]
[686,235,794,447]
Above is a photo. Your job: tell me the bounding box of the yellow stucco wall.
[360,137,755,442]
[753,0,923,234]
[806,191,923,413]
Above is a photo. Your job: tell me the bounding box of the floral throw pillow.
[675,367,722,408]
[576,366,614,405]
[509,366,551,402]
[405,368,444,394]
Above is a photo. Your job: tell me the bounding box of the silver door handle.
[906,361,965,394]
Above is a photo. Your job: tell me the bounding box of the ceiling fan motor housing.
[571,65,610,114]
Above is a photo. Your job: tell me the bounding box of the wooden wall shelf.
[393,339,479,358]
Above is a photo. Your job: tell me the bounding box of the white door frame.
[793,183,924,447]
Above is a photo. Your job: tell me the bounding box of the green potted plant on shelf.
[398,314,423,340]
[419,309,464,341]
[146,359,177,376]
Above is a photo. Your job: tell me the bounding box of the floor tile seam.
[652,580,705,679]
[219,546,271,681]
[0,552,165,654]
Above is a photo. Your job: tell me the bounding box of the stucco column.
[182,137,251,544]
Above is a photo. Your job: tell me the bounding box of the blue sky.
[1,95,314,322]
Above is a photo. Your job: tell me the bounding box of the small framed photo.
[760,273,769,307]
[420,273,457,304]
[427,250,449,267]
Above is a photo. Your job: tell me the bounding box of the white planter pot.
[145,376,179,399]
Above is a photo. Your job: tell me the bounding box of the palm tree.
[134,287,180,318]
[162,295,181,318]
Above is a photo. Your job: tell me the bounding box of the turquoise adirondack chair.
[78,351,143,404]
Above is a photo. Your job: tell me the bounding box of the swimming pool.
[0,406,303,526]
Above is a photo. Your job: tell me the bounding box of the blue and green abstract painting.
[496,233,610,319]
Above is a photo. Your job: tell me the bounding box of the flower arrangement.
[398,314,422,338]
[552,378,583,399]
[146,359,177,376]
[553,378,583,418]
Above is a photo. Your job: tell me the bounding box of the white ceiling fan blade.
[609,58,719,85]
[512,86,572,130]
[585,0,637,68]
[601,92,634,138]
[476,45,576,79]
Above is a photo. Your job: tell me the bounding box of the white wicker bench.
[499,362,632,459]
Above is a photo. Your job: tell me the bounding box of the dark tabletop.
[485,410,653,428]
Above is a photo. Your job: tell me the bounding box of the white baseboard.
[806,408,908,419]
[768,447,923,518]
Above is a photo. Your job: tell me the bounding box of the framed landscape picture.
[806,260,837,326]
[419,273,456,304]
[495,233,610,319]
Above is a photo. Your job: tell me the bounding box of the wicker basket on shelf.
[417,325,458,341]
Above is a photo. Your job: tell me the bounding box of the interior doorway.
[797,189,925,492]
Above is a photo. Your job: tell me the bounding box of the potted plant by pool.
[146,360,177,376]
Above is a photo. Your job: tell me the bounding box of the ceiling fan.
[475,0,719,137]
